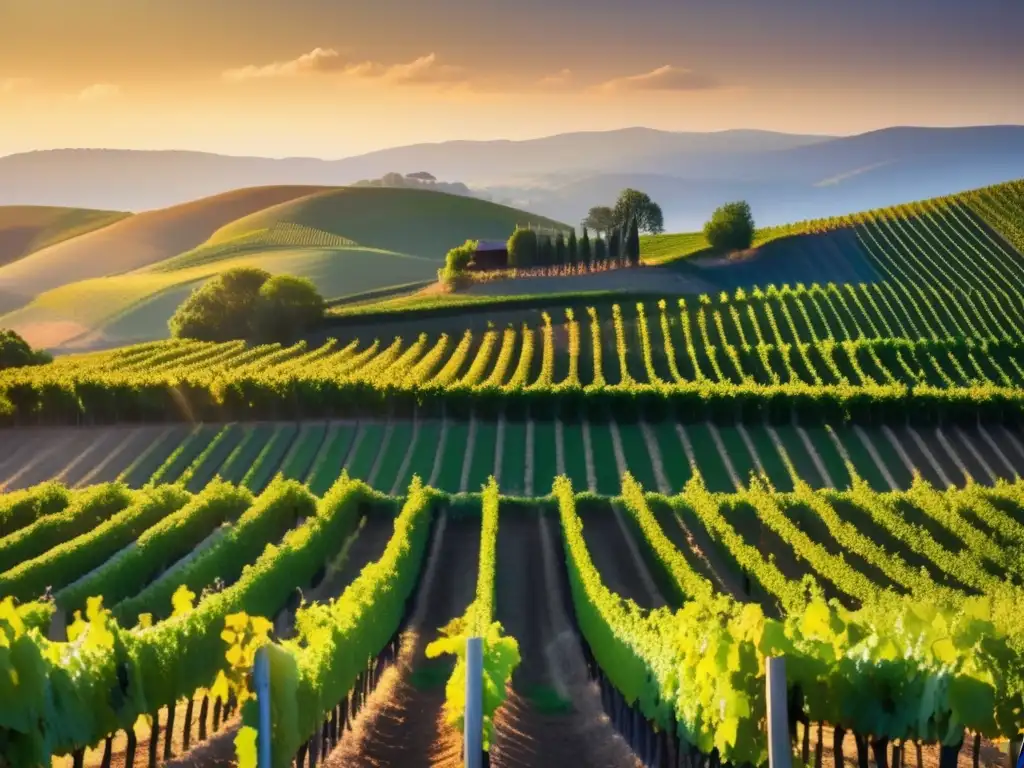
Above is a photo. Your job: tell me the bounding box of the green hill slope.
[1,186,567,350]
[0,206,129,268]
[206,186,568,262]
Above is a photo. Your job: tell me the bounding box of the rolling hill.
[0,205,129,268]
[0,186,330,316]
[0,186,569,350]
[2,126,1024,232]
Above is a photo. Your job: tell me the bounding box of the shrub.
[507,228,538,268]
[441,240,478,284]
[0,329,51,369]
[704,201,755,252]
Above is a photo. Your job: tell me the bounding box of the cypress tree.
[567,229,579,267]
[555,232,567,267]
[594,235,607,265]
[579,228,592,266]
[627,217,641,265]
[608,227,621,265]
[540,235,555,266]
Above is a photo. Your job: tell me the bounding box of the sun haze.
[1,0,1022,157]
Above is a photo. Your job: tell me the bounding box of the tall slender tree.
[594,235,607,265]
[608,227,622,265]
[579,228,592,266]
[567,229,579,267]
[555,232,567,267]
[627,217,641,266]
[540,235,555,266]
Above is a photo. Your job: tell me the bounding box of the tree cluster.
[507,219,641,269]
[169,267,325,343]
[0,329,52,370]
[583,188,664,236]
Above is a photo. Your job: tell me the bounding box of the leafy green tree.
[0,329,51,369]
[170,266,270,342]
[567,230,579,267]
[507,228,538,268]
[594,235,607,265]
[704,201,755,252]
[554,233,567,266]
[578,228,592,266]
[582,206,616,236]
[612,188,664,234]
[169,266,324,342]
[626,217,641,265]
[254,275,326,341]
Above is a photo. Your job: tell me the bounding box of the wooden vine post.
[766,656,792,768]
[464,636,484,768]
[255,645,272,768]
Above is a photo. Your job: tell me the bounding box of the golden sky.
[1,0,1022,158]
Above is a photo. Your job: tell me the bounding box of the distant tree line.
[352,171,488,201]
[507,218,641,269]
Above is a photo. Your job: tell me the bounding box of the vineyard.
[2,178,1024,767]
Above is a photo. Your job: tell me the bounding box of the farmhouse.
[467,239,509,271]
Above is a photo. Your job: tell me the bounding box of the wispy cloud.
[537,69,574,89]
[222,48,466,88]
[595,65,720,92]
[78,83,121,101]
[222,47,348,81]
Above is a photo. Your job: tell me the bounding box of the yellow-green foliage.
[427,478,520,750]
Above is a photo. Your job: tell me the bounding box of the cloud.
[596,65,719,92]
[78,83,120,101]
[378,53,465,85]
[537,69,574,89]
[222,47,348,81]
[222,48,465,88]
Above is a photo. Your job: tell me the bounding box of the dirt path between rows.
[490,509,639,768]
[325,509,480,767]
[577,499,666,611]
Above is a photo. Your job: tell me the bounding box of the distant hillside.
[0,206,129,268]
[0,185,327,315]
[0,186,568,351]
[3,126,1023,231]
[0,128,827,211]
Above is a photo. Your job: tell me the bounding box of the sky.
[1,0,1022,159]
